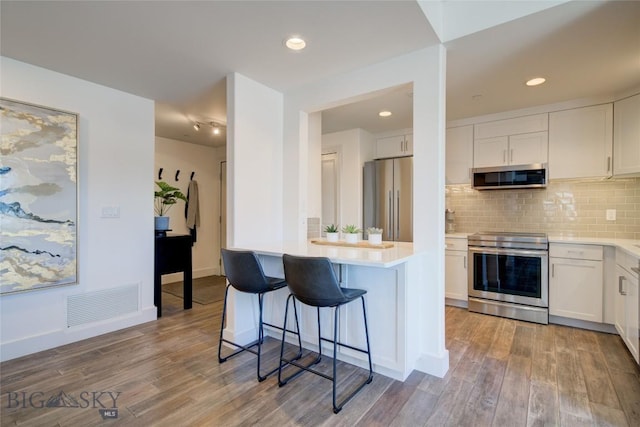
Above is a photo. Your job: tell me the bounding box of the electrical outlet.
[606,209,616,221]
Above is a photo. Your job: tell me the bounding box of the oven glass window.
[472,252,542,298]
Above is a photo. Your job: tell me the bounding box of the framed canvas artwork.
[0,98,78,294]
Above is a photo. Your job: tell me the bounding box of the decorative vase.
[344,233,358,244]
[368,234,382,245]
[155,216,170,231]
[326,232,339,242]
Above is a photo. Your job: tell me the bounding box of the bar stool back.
[219,248,301,381]
[279,254,373,413]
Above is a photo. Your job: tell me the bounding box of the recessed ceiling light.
[285,37,306,51]
[379,111,392,117]
[526,77,546,87]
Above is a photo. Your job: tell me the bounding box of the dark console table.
[154,233,193,317]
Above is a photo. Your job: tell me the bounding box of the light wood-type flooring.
[2,293,639,426]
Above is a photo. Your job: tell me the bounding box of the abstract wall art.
[0,98,78,294]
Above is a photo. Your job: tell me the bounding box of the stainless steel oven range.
[468,231,549,324]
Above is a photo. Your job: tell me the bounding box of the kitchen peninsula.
[223,240,424,381]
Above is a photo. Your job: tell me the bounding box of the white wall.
[0,57,156,361]
[307,112,322,219]
[154,137,225,279]
[283,47,449,377]
[322,128,374,231]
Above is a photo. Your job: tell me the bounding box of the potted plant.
[324,224,339,242]
[366,227,383,245]
[154,181,187,230]
[341,224,361,244]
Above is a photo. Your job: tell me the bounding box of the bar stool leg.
[331,296,374,414]
[217,284,232,363]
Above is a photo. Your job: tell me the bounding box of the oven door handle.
[468,246,548,258]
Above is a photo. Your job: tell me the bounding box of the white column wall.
[283,46,448,377]
[0,57,156,361]
[226,73,284,246]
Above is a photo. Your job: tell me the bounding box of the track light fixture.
[193,123,200,131]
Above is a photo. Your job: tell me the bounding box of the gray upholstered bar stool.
[219,248,302,382]
[278,254,373,413]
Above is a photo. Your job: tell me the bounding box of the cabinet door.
[446,125,473,184]
[403,134,413,155]
[614,93,640,176]
[474,113,548,139]
[445,250,468,301]
[473,136,508,167]
[549,257,603,322]
[625,272,639,363]
[614,265,627,337]
[375,135,405,159]
[549,104,613,179]
[508,131,548,165]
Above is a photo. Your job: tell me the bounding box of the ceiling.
[1,1,639,147]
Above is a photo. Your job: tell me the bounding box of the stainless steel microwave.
[472,163,547,190]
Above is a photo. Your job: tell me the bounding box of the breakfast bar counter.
[223,239,425,381]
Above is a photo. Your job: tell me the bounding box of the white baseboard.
[161,267,220,284]
[414,349,450,379]
[0,307,157,363]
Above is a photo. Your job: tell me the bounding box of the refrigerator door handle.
[388,190,392,240]
[396,190,400,238]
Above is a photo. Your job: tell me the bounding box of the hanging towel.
[185,179,200,242]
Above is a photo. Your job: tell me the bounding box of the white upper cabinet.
[474,113,548,139]
[473,113,548,168]
[375,134,412,159]
[549,104,613,179]
[446,125,473,184]
[613,93,640,176]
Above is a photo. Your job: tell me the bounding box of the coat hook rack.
[175,170,180,181]
[158,168,163,180]
[190,171,195,181]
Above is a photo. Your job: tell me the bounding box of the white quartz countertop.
[548,235,640,258]
[231,240,417,268]
[447,232,640,259]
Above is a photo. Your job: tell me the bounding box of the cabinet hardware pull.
[463,256,467,269]
[510,149,514,163]
[607,156,611,172]
[503,150,506,163]
[619,276,627,295]
[552,264,555,278]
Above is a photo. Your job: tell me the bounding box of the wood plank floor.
[2,295,639,426]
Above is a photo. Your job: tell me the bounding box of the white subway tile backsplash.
[446,177,640,239]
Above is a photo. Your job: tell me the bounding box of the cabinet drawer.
[445,238,467,251]
[549,243,603,261]
[616,249,640,278]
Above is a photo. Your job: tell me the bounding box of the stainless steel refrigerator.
[363,157,413,242]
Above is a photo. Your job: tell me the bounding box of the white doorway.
[321,152,340,234]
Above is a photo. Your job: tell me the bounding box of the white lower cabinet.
[614,250,639,363]
[445,237,467,302]
[549,244,603,322]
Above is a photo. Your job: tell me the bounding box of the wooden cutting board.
[310,239,394,249]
